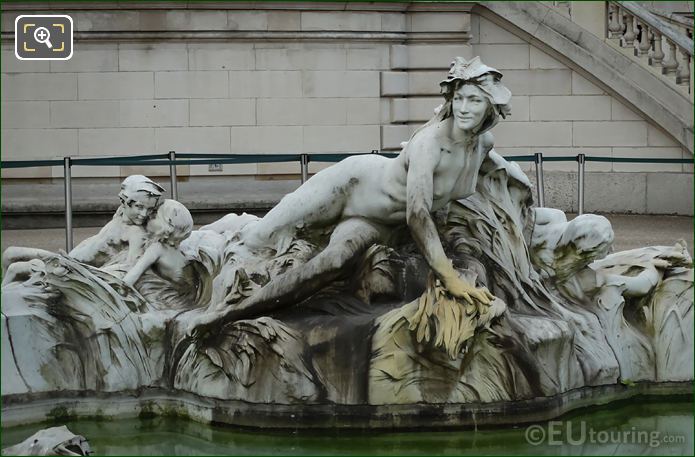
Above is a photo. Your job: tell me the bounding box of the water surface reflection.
[2,399,692,455]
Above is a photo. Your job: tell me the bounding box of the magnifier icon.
[33,27,53,49]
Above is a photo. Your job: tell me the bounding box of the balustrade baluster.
[608,4,623,38]
[650,31,665,66]
[608,2,692,89]
[676,50,691,86]
[636,21,651,56]
[662,39,679,75]
[623,13,636,46]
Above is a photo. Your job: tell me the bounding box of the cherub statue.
[123,199,195,290]
[2,175,164,283]
[70,174,165,267]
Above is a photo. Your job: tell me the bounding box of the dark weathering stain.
[332,177,359,198]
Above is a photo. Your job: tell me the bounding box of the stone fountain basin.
[2,382,690,430]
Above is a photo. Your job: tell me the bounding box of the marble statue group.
[2,57,692,417]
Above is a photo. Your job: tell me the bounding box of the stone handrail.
[607,1,692,88]
[644,6,694,34]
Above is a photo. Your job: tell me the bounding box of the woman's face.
[452,85,491,132]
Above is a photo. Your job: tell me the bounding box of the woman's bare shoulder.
[480,131,495,151]
[407,122,448,154]
[404,137,443,170]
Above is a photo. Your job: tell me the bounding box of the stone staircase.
[606,1,692,99]
[480,0,694,153]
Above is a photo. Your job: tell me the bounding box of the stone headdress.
[440,56,512,120]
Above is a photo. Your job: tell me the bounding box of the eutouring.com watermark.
[525,421,686,448]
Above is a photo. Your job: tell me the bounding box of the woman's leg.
[2,247,54,274]
[188,217,384,337]
[241,165,353,250]
[2,261,35,286]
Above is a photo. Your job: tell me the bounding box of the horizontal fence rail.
[0,151,692,251]
[2,153,691,169]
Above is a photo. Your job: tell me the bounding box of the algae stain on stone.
[138,401,157,419]
[46,405,76,422]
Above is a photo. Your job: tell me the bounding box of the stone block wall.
[0,2,692,214]
[1,2,472,180]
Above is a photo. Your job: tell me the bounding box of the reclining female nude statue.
[186,56,511,335]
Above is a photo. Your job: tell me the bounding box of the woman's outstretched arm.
[405,141,491,305]
[2,247,55,274]
[405,144,453,278]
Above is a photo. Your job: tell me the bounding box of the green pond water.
[2,398,692,455]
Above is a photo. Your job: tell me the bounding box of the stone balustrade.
[607,1,692,91]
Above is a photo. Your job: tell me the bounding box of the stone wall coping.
[1,381,690,429]
[0,1,475,13]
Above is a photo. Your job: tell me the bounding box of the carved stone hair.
[154,199,194,242]
[118,175,165,206]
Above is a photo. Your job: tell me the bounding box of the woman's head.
[438,56,512,134]
[149,199,194,247]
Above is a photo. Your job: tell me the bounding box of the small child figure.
[123,199,195,290]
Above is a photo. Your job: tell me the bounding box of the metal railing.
[1,152,692,251]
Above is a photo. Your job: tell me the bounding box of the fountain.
[2,57,692,439]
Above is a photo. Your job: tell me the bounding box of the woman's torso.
[243,118,487,246]
[378,120,486,213]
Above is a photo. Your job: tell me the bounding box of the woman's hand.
[442,273,495,305]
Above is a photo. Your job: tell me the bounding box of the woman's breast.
[451,172,479,200]
[432,149,483,204]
